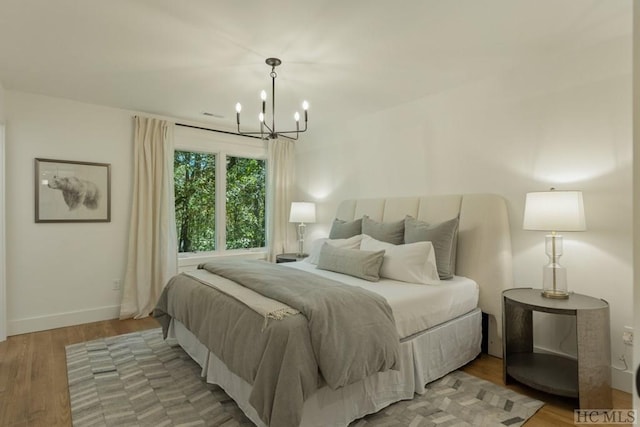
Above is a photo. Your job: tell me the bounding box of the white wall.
[3,93,270,333]
[5,91,134,334]
[297,19,633,391]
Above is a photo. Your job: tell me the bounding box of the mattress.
[284,261,479,339]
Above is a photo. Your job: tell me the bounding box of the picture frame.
[35,158,111,223]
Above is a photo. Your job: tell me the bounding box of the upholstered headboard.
[335,194,513,357]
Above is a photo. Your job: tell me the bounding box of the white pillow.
[305,234,364,265]
[360,235,440,284]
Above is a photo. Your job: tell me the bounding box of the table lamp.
[523,189,586,299]
[289,202,316,257]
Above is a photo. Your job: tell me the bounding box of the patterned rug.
[65,329,543,426]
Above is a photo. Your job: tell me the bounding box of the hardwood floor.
[461,355,633,427]
[0,318,633,426]
[0,317,159,427]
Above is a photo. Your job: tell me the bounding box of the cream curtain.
[120,117,178,319]
[266,138,296,262]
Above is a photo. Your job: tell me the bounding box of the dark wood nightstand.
[502,288,611,409]
[276,253,308,263]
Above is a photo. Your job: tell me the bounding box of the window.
[174,151,216,252]
[225,156,266,249]
[173,129,267,255]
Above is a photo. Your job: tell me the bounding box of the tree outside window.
[174,150,266,253]
[226,157,266,249]
[174,151,216,253]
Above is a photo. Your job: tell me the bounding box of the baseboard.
[8,305,120,336]
[611,365,633,394]
[486,313,502,358]
[535,345,632,394]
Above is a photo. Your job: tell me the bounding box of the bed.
[153,194,513,427]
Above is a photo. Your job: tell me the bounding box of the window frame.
[174,126,268,266]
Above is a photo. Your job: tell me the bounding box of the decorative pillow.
[361,215,404,245]
[329,218,362,239]
[404,216,459,280]
[360,235,439,284]
[304,234,363,265]
[317,243,385,282]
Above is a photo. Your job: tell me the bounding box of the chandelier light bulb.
[302,100,309,110]
[294,112,300,122]
[235,103,242,113]
[260,90,267,101]
[259,112,265,122]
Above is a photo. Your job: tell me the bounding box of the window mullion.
[216,152,227,252]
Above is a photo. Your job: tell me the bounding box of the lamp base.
[541,289,569,299]
[541,233,569,299]
[296,222,306,258]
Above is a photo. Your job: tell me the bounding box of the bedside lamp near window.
[523,189,586,299]
[289,202,316,257]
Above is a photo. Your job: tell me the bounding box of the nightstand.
[276,253,308,263]
[502,288,612,409]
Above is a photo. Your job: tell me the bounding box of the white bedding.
[284,261,479,339]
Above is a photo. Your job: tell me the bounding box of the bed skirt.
[167,307,481,427]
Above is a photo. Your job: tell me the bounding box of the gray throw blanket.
[153,259,399,427]
[200,259,400,389]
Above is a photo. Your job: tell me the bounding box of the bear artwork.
[47,176,100,210]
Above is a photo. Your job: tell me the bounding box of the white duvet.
[284,261,479,339]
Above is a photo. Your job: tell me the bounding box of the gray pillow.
[317,243,385,282]
[329,218,362,239]
[404,216,459,280]
[361,215,404,245]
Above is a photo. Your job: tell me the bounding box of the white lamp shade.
[289,202,316,223]
[523,191,586,231]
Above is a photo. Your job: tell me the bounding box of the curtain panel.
[120,117,178,319]
[266,138,296,262]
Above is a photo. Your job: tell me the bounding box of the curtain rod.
[175,123,263,140]
[132,116,263,140]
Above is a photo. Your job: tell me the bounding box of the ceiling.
[0,0,631,130]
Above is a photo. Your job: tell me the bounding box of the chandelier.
[235,58,308,141]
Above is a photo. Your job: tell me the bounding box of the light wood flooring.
[0,318,632,426]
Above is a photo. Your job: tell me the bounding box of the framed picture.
[35,158,111,223]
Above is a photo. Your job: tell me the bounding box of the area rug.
[65,329,544,426]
